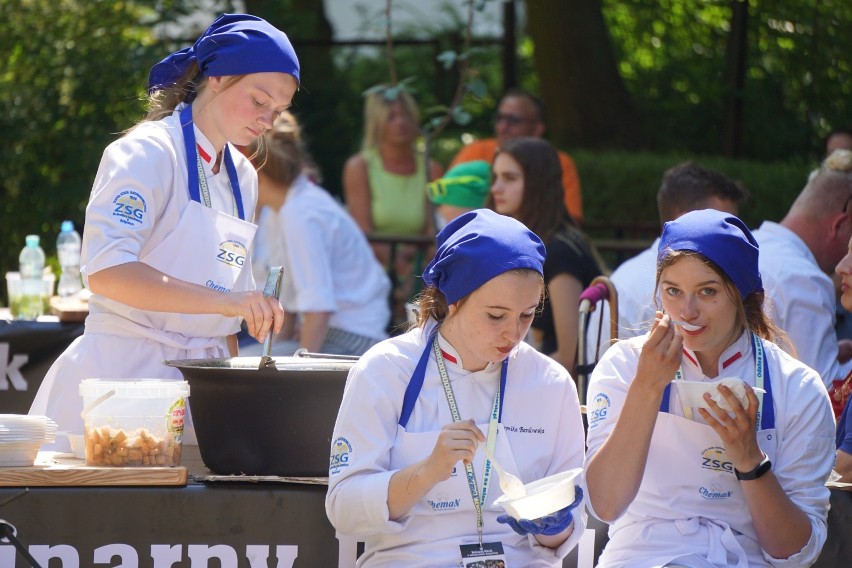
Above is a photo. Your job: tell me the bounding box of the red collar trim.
[441,350,457,364]
[681,349,698,366]
[197,143,212,164]
[722,352,742,369]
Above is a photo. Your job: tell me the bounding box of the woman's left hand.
[698,384,764,471]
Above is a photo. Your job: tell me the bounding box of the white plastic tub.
[79,379,189,467]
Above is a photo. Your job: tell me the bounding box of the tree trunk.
[525,0,642,150]
[722,0,749,158]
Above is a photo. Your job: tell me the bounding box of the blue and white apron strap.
[179,104,244,221]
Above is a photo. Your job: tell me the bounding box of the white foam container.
[493,467,582,520]
[674,377,765,412]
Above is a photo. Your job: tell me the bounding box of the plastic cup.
[5,272,21,317]
[6,271,54,320]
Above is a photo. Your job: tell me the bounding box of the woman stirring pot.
[30,14,298,449]
[585,209,835,567]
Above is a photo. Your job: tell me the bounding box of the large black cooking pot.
[165,352,357,477]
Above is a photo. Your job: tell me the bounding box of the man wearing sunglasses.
[449,88,583,222]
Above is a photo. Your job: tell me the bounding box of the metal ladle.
[258,266,283,371]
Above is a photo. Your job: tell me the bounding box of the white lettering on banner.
[0,543,299,568]
[95,543,138,565]
[0,343,29,391]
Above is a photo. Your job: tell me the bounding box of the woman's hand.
[698,383,764,471]
[218,290,284,343]
[633,312,683,396]
[423,419,486,482]
[387,418,485,520]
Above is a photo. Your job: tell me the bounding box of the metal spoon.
[484,446,526,498]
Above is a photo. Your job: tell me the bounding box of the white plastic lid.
[79,379,190,399]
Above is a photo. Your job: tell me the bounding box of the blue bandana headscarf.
[148,13,300,95]
[422,209,546,305]
[657,209,762,298]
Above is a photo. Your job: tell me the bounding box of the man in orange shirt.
[449,88,583,222]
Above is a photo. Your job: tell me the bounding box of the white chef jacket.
[250,173,391,340]
[584,238,660,364]
[586,331,835,568]
[325,322,587,567]
[83,105,258,340]
[30,106,259,450]
[753,221,838,388]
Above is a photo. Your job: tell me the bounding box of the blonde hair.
[245,111,322,187]
[142,63,243,124]
[361,88,420,151]
[792,149,852,217]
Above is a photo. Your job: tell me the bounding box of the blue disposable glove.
[496,486,583,536]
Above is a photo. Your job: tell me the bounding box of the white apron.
[31,104,257,450]
[357,334,533,567]
[597,334,777,568]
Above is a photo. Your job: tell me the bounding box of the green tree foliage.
[0,0,235,283]
[602,0,851,160]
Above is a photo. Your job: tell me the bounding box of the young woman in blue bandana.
[30,14,300,450]
[326,209,587,567]
[585,209,835,567]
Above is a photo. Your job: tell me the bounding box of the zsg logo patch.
[588,392,611,428]
[701,446,733,473]
[329,437,352,475]
[217,240,248,268]
[112,190,148,227]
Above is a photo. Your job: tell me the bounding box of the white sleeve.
[762,354,835,567]
[81,133,174,277]
[324,348,411,536]
[583,339,640,521]
[280,206,338,313]
[764,269,838,388]
[528,360,589,561]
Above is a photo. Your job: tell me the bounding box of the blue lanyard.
[179,104,245,220]
[662,332,775,430]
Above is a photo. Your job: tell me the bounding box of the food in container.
[79,379,189,467]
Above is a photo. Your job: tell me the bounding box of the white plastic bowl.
[493,467,582,520]
[674,377,765,413]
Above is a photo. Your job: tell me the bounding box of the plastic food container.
[493,467,582,520]
[79,379,189,467]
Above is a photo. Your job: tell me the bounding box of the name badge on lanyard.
[430,338,512,564]
[460,542,508,566]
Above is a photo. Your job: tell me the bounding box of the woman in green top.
[343,87,443,319]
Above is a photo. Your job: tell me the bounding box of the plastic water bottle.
[56,220,83,297]
[18,234,46,319]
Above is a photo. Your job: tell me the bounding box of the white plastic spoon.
[670,319,702,332]
[484,446,526,498]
